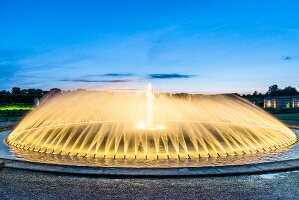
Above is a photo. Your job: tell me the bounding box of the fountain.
[5,84,297,162]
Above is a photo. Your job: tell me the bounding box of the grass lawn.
[0,104,33,111]
[274,113,299,121]
[0,116,22,122]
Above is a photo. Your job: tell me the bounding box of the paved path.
[0,168,298,200]
[282,120,299,127]
[0,122,17,131]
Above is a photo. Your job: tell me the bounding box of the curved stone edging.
[0,157,298,177]
[288,125,299,130]
[0,162,4,170]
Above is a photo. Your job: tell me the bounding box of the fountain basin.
[2,87,299,176]
[1,130,299,176]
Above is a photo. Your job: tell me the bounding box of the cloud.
[59,73,195,84]
[282,56,292,60]
[62,73,136,83]
[103,73,134,77]
[84,73,134,77]
[147,73,194,79]
[60,79,132,83]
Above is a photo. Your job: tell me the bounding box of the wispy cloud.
[60,79,132,83]
[282,56,292,60]
[147,73,194,79]
[60,72,195,84]
[84,73,134,77]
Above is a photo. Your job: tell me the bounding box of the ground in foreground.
[0,168,298,200]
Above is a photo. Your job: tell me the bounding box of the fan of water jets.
[6,84,297,160]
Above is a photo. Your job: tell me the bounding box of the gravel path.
[0,168,299,200]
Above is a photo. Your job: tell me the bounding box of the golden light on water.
[136,123,166,131]
[6,84,298,160]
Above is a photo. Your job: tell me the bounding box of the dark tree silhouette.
[266,85,280,96]
[266,85,298,96]
[11,87,21,95]
[280,86,298,96]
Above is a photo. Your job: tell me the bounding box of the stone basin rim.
[0,155,298,177]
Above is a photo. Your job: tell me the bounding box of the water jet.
[0,84,298,175]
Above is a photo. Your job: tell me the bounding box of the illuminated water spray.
[137,84,164,130]
[146,83,154,128]
[6,84,298,160]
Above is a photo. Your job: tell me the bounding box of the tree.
[27,88,43,95]
[11,87,21,95]
[252,91,258,97]
[27,89,35,94]
[265,85,298,96]
[280,86,299,96]
[20,89,28,94]
[266,84,281,96]
[50,88,62,94]
[42,91,50,95]
[36,89,43,95]
[0,90,9,94]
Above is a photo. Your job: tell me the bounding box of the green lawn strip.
[0,104,33,111]
[274,113,299,121]
[0,117,21,122]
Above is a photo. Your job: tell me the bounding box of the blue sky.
[0,0,298,93]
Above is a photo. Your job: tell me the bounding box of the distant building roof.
[265,95,299,99]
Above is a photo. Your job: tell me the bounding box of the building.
[264,96,299,111]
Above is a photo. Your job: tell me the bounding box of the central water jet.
[146,83,154,128]
[136,84,165,131]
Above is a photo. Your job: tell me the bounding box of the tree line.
[0,87,61,95]
[0,87,62,105]
[242,85,298,98]
[0,85,298,104]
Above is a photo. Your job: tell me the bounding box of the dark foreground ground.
[0,168,298,200]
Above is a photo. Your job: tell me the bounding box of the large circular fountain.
[6,84,298,163]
